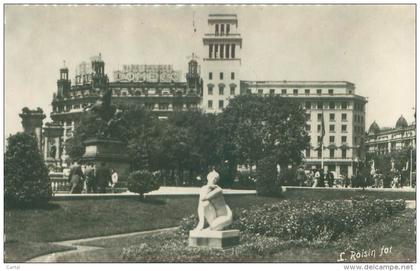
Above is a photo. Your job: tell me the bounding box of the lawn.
[4,190,415,262]
[4,195,281,262]
[57,209,416,263]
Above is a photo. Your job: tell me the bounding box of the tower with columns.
[201,14,242,113]
[57,62,71,98]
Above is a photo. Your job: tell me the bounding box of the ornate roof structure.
[395,115,408,129]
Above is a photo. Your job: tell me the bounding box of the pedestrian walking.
[69,161,84,194]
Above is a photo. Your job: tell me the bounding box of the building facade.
[47,54,202,166]
[366,116,416,155]
[240,81,367,177]
[43,13,368,177]
[201,14,242,113]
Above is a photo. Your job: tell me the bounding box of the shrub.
[256,156,280,196]
[5,132,52,207]
[127,170,160,198]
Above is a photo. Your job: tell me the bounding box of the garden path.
[27,227,178,263]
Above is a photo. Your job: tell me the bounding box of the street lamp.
[409,146,413,188]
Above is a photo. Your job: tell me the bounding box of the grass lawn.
[4,190,415,263]
[55,209,416,263]
[4,195,281,262]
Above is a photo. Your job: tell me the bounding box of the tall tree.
[221,95,310,195]
[5,133,52,207]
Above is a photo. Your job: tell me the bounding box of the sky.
[4,5,416,137]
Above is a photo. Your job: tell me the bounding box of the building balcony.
[304,158,357,164]
[203,58,241,64]
[204,33,241,37]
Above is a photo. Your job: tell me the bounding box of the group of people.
[294,167,415,189]
[372,169,414,189]
[68,161,119,194]
[296,167,344,188]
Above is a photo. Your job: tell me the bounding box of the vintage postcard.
[2,3,417,270]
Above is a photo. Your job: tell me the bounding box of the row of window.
[354,103,364,111]
[75,74,92,84]
[144,103,198,110]
[304,101,348,110]
[208,44,236,59]
[307,123,349,133]
[208,84,236,96]
[314,135,348,144]
[56,103,198,112]
[214,23,231,35]
[354,114,364,123]
[250,88,353,96]
[207,100,224,109]
[308,112,349,122]
[306,148,348,159]
[354,126,364,133]
[209,72,235,80]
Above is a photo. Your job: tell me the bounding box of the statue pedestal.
[189,229,240,249]
[81,138,130,182]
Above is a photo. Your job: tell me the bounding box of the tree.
[168,111,224,181]
[5,132,52,207]
[221,95,310,195]
[66,105,153,161]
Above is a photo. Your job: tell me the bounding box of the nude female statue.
[194,168,233,231]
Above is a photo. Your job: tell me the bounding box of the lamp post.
[409,147,413,188]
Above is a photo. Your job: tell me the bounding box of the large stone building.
[43,13,368,177]
[366,116,416,154]
[240,81,367,177]
[46,54,202,166]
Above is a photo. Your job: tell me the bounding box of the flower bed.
[121,198,405,262]
[234,199,405,242]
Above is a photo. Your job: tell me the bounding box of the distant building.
[43,13,369,177]
[366,116,416,154]
[48,54,202,165]
[240,81,367,177]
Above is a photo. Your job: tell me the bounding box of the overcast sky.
[5,5,415,137]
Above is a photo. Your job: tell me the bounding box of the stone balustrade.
[50,177,71,192]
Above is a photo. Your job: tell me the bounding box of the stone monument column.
[43,122,64,169]
[43,137,49,161]
[19,107,46,151]
[55,137,60,160]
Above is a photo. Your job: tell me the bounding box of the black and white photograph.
[2,2,417,268]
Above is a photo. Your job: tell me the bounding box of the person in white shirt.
[111,169,118,193]
[313,169,321,187]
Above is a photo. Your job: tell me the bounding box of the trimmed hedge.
[127,170,160,198]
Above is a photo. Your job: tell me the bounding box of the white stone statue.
[194,167,233,231]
